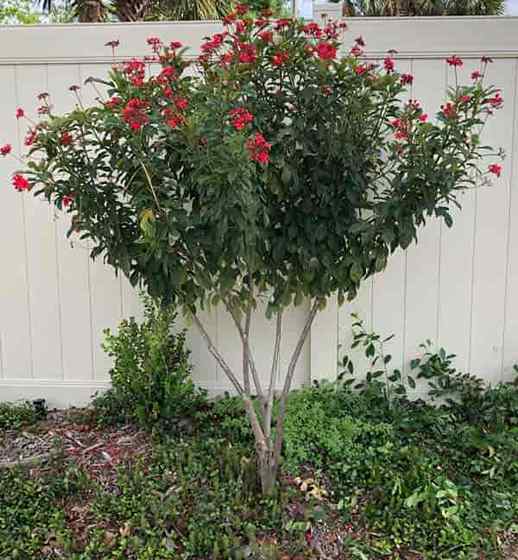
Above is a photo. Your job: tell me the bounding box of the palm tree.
[38,0,229,22]
[152,0,230,21]
[342,0,505,15]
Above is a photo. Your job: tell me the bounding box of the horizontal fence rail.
[0,14,517,406]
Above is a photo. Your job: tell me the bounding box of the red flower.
[355,36,365,47]
[446,55,463,67]
[105,96,122,109]
[201,33,226,54]
[350,45,363,57]
[24,129,38,146]
[147,36,162,52]
[235,3,249,15]
[223,12,237,25]
[274,18,292,30]
[418,113,428,123]
[486,91,503,108]
[272,51,289,67]
[459,95,471,104]
[355,64,368,76]
[63,195,74,207]
[16,108,24,119]
[316,42,337,61]
[303,22,322,37]
[170,41,182,50]
[219,52,234,67]
[471,70,482,80]
[400,73,413,85]
[60,131,73,146]
[321,85,332,96]
[238,43,257,64]
[174,97,189,111]
[0,144,12,156]
[258,30,273,42]
[165,114,184,128]
[235,20,246,34]
[122,98,149,131]
[441,102,456,119]
[246,132,271,164]
[488,163,502,177]
[390,117,410,140]
[384,57,395,73]
[12,174,30,192]
[229,107,254,130]
[161,66,176,79]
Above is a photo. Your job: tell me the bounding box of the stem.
[243,305,252,395]
[192,314,244,396]
[272,300,320,471]
[224,300,265,403]
[139,160,163,213]
[265,309,283,439]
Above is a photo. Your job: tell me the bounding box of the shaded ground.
[0,409,516,559]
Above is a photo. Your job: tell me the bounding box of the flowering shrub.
[3,6,503,493]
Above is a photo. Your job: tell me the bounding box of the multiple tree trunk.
[193,300,320,495]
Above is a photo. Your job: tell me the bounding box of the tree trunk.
[257,448,278,495]
[193,299,320,496]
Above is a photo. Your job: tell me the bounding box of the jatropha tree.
[2,6,503,493]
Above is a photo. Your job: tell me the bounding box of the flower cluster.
[122,98,150,130]
[229,107,254,130]
[246,133,271,164]
[2,16,504,199]
[12,174,30,192]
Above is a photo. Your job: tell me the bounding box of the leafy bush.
[283,372,518,557]
[93,297,207,430]
[0,400,38,431]
[0,463,77,559]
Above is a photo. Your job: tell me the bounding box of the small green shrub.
[283,374,518,558]
[0,400,38,431]
[93,297,207,430]
[0,463,78,558]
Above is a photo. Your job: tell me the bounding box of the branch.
[193,315,268,459]
[192,314,244,396]
[224,300,265,402]
[265,309,283,439]
[281,300,320,396]
[273,300,321,467]
[243,305,252,394]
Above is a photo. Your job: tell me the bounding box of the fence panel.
[0,16,517,406]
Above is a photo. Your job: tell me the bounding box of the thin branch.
[193,314,269,460]
[192,314,244,396]
[265,309,283,439]
[273,300,321,468]
[139,160,163,213]
[224,299,265,402]
[243,305,252,394]
[282,300,320,396]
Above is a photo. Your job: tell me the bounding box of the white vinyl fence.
[0,15,517,406]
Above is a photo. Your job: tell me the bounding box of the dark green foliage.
[0,462,81,559]
[92,297,207,430]
[284,350,518,558]
[23,21,502,316]
[0,400,38,431]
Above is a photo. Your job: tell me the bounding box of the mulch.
[0,409,151,485]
